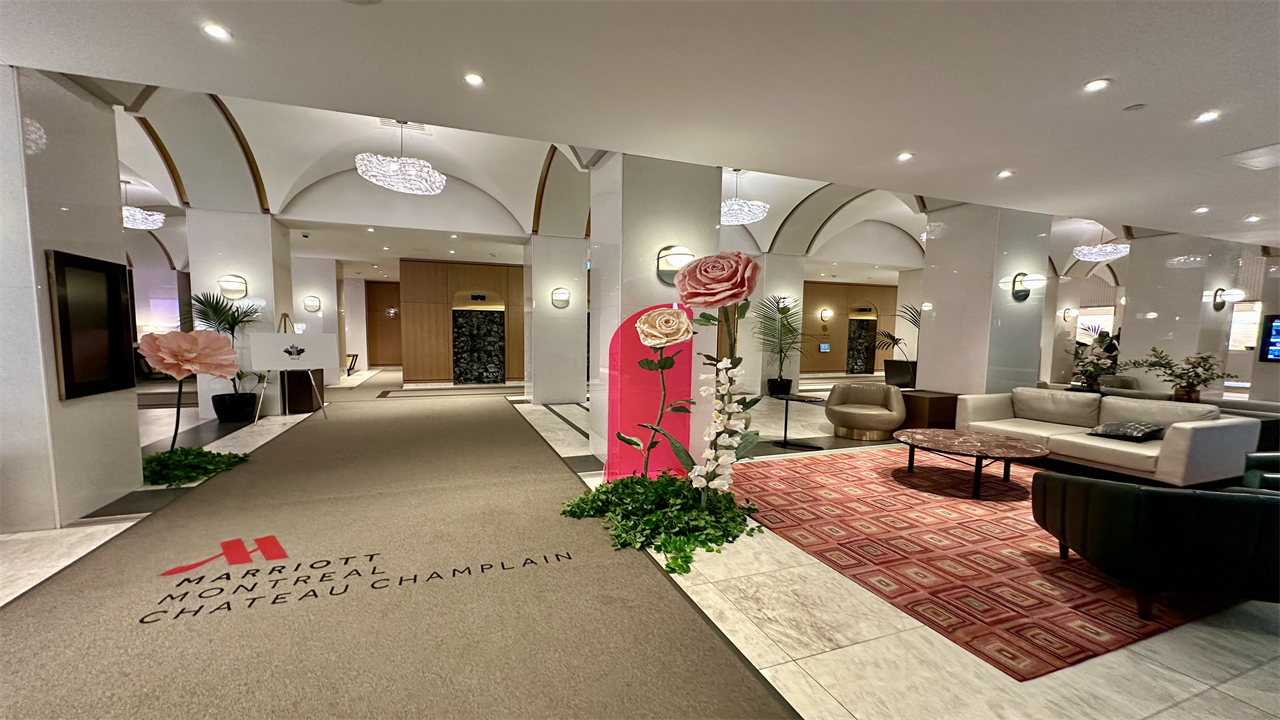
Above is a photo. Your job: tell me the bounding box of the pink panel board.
[605,304,694,480]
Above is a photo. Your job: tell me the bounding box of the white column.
[896,268,923,362]
[1121,235,1253,393]
[291,256,343,384]
[1044,276,1084,383]
[915,204,1052,395]
[528,233,589,404]
[0,67,143,531]
[186,210,292,417]
[343,278,369,372]
[747,253,806,394]
[588,153,720,461]
[1250,256,1280,401]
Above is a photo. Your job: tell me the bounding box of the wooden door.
[365,281,402,366]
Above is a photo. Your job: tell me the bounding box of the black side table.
[770,394,825,451]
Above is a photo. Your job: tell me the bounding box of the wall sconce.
[550,287,571,309]
[819,308,834,322]
[1001,272,1046,302]
[302,295,322,313]
[921,302,933,312]
[386,307,398,319]
[1141,311,1159,319]
[1211,287,1246,311]
[218,274,248,300]
[1062,308,1078,322]
[1120,295,1126,305]
[656,245,695,286]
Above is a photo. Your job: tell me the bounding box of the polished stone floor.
[0,521,137,607]
[137,407,203,447]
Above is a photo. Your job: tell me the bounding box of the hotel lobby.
[1,2,1277,719]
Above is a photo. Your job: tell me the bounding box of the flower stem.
[170,377,184,452]
[642,346,667,478]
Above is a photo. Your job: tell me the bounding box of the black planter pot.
[883,360,918,389]
[212,393,258,423]
[767,378,794,396]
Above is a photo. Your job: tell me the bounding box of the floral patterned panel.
[452,310,505,384]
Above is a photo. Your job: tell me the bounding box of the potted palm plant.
[752,294,807,396]
[876,304,921,388]
[191,292,262,422]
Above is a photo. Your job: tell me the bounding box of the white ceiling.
[804,261,903,287]
[4,1,1276,245]
[282,221,525,282]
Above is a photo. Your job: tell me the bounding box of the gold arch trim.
[531,145,556,234]
[803,190,873,256]
[135,117,189,207]
[210,94,270,214]
[768,183,831,252]
[148,231,176,271]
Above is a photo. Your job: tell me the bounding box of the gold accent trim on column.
[585,211,590,238]
[148,231,176,270]
[834,426,892,441]
[769,183,831,252]
[135,117,189,207]
[914,195,929,213]
[531,145,556,234]
[209,94,270,214]
[125,251,133,268]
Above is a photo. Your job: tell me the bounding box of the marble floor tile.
[137,407,203,448]
[686,527,819,583]
[327,368,381,387]
[1218,660,1280,717]
[684,583,792,669]
[1129,601,1280,685]
[715,562,920,659]
[760,662,855,720]
[0,521,136,607]
[799,627,1207,720]
[644,548,710,587]
[1144,689,1277,720]
[514,404,590,457]
[200,412,312,455]
[547,403,591,433]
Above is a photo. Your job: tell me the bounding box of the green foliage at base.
[561,474,761,573]
[143,447,249,488]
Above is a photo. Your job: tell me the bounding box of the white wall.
[343,278,369,372]
[291,256,342,384]
[528,234,589,404]
[186,208,290,417]
[985,210,1052,393]
[0,67,143,531]
[749,254,805,392]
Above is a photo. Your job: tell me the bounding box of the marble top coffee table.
[892,429,1048,500]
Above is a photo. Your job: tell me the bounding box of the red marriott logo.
[161,536,288,576]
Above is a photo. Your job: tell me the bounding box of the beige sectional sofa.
[957,387,1260,487]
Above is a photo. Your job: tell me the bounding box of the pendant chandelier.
[1072,230,1129,262]
[720,169,769,226]
[356,120,446,196]
[121,180,165,230]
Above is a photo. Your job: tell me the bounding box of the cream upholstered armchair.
[825,383,907,440]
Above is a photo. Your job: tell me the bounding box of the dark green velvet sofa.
[1244,452,1280,491]
[1032,471,1279,619]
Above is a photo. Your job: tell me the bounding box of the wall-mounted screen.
[819,343,831,353]
[46,250,136,399]
[1260,314,1280,363]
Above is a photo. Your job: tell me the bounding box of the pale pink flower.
[139,330,238,381]
[674,251,760,308]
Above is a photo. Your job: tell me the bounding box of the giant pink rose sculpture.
[674,251,760,308]
[139,330,238,380]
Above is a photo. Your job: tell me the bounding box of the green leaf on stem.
[665,406,691,414]
[657,356,676,370]
[669,398,695,406]
[733,430,761,460]
[616,432,643,449]
[739,395,764,411]
[692,317,718,327]
[737,299,750,319]
[637,358,660,371]
[638,424,696,472]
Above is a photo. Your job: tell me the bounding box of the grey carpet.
[1,374,797,720]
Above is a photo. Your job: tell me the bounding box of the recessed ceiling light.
[1244,215,1262,223]
[383,246,390,250]
[60,207,69,211]
[832,263,837,266]
[715,225,721,229]
[873,265,879,268]
[450,234,458,239]
[367,227,375,232]
[1193,206,1210,214]
[463,73,484,87]
[449,249,456,254]
[997,170,1014,179]
[1083,78,1111,92]
[1195,110,1221,123]
[820,273,825,277]
[202,23,232,41]
[897,152,914,161]
[1038,233,1047,237]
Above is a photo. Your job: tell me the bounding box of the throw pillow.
[1088,422,1164,443]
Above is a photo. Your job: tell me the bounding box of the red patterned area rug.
[733,446,1229,681]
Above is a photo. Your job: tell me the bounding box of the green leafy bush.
[562,474,761,573]
[143,447,249,488]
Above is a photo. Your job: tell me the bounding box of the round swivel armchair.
[825,383,907,441]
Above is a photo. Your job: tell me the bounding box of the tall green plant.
[191,292,260,392]
[752,294,807,381]
[875,304,922,361]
